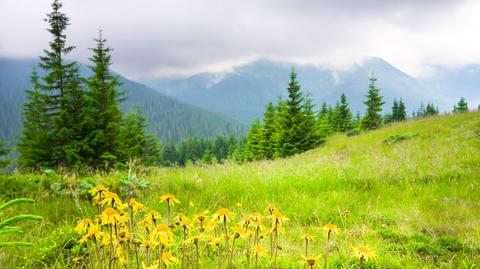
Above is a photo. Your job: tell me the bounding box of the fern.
[0,198,34,211]
[0,198,43,248]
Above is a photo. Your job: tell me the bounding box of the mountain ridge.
[143,57,479,123]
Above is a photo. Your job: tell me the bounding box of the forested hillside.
[0,58,246,145]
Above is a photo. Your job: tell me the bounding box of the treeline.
[160,135,243,166]
[18,0,160,170]
[241,72,473,161]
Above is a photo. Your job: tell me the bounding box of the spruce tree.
[161,139,177,166]
[386,99,400,124]
[300,98,322,150]
[425,103,439,116]
[335,93,353,132]
[317,102,333,137]
[19,0,91,168]
[0,140,11,169]
[416,103,426,118]
[276,70,306,157]
[352,111,361,130]
[86,30,124,167]
[260,102,277,159]
[272,98,287,157]
[331,101,341,131]
[397,99,407,121]
[453,97,468,113]
[361,75,385,130]
[391,99,399,121]
[202,150,216,164]
[243,119,263,161]
[119,108,161,165]
[18,70,54,167]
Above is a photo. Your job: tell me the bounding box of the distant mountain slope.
[421,65,480,109]
[144,58,467,124]
[0,58,246,145]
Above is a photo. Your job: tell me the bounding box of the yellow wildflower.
[174,213,188,224]
[300,233,315,243]
[250,211,264,222]
[323,223,339,234]
[154,224,174,245]
[265,203,276,214]
[118,227,131,243]
[101,233,111,246]
[99,191,122,207]
[160,194,180,206]
[269,210,290,225]
[355,246,376,261]
[208,236,223,247]
[128,198,144,214]
[140,236,157,250]
[253,245,266,258]
[216,208,233,222]
[100,207,119,226]
[89,185,109,201]
[74,218,93,234]
[206,218,219,231]
[180,219,193,230]
[301,255,321,267]
[117,211,130,226]
[161,252,180,268]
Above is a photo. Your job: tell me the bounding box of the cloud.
[1,0,479,79]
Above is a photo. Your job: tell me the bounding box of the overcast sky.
[1,0,480,79]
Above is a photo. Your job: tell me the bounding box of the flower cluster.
[74,185,375,268]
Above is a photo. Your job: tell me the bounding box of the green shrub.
[383,133,418,145]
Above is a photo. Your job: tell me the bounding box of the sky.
[1,0,480,79]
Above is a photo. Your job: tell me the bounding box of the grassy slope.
[2,112,480,268]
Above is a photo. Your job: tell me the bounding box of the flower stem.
[324,230,331,269]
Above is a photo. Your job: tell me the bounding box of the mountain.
[0,58,246,145]
[421,65,480,110]
[143,57,472,124]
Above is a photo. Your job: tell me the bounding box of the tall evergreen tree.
[161,139,177,166]
[386,99,404,123]
[415,102,438,117]
[425,103,439,116]
[300,98,322,150]
[391,99,399,121]
[18,70,53,167]
[272,98,287,157]
[317,102,333,137]
[276,70,306,157]
[260,102,277,159]
[453,97,468,113]
[243,119,263,161]
[202,149,216,164]
[334,93,353,132]
[397,99,407,121]
[86,30,124,167]
[19,0,91,168]
[352,111,361,130]
[119,108,161,165]
[361,75,385,130]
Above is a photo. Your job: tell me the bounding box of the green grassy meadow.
[1,111,479,268]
